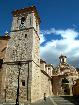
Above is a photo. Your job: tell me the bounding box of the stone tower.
[2,6,41,103]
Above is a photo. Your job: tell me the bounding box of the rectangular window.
[30,17,31,25]
[0,59,3,69]
[21,80,25,86]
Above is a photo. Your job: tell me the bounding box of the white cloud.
[40,28,79,67]
[41,28,79,40]
[40,32,46,44]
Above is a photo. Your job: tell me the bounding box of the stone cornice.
[10,27,40,40]
[3,59,40,67]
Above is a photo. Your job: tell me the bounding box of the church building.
[0,6,78,104]
[0,6,53,104]
[52,55,78,96]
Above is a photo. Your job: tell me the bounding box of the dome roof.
[59,54,67,59]
[54,62,78,76]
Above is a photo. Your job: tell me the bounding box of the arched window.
[21,17,26,24]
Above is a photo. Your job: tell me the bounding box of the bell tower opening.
[21,17,26,24]
[11,6,40,34]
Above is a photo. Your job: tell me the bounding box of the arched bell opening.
[21,17,26,24]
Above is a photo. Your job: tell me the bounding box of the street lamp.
[15,61,21,105]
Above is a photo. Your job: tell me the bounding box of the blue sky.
[0,0,79,67]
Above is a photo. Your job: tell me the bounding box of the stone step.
[52,96,79,105]
[54,101,75,105]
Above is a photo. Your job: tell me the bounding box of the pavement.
[31,96,79,105]
[0,96,79,105]
[51,96,79,105]
[31,97,54,105]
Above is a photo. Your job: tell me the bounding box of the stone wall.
[0,67,3,100]
[52,74,79,96]
[41,70,52,98]
[40,61,53,99]
[0,36,10,101]
[30,20,41,102]
[3,28,34,102]
[0,6,53,104]
[52,76,62,95]
[0,37,10,59]
[31,62,41,102]
[3,20,41,103]
[5,29,34,62]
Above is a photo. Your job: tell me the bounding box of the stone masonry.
[0,5,78,104]
[52,55,79,96]
[0,6,53,104]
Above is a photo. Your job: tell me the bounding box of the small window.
[0,59,3,69]
[21,17,26,24]
[30,17,31,25]
[62,58,64,63]
[22,80,25,86]
[25,34,27,38]
[48,68,50,70]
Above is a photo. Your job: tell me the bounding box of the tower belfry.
[3,6,41,103]
[59,54,67,64]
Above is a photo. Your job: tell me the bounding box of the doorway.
[62,78,70,95]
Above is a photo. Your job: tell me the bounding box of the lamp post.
[15,61,21,105]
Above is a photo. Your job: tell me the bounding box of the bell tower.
[59,54,67,64]
[11,6,40,34]
[3,6,41,103]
